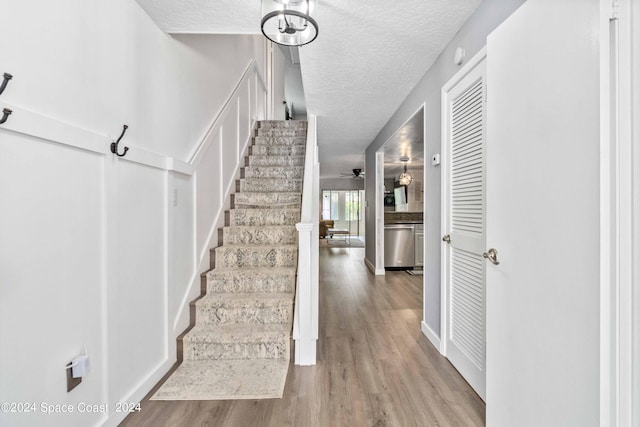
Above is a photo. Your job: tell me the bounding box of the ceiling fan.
[340,168,365,179]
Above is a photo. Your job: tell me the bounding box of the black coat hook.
[0,108,12,125]
[0,73,13,96]
[110,124,129,157]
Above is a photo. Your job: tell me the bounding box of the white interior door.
[485,0,602,425]
[441,53,487,400]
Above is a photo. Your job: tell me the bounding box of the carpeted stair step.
[207,267,296,294]
[239,178,302,192]
[243,166,304,179]
[256,129,306,137]
[248,155,305,166]
[259,120,307,130]
[222,225,297,246]
[214,245,297,268]
[151,359,290,400]
[195,292,294,325]
[182,323,291,361]
[249,145,306,156]
[254,135,306,145]
[232,192,301,209]
[228,208,300,226]
[256,125,306,135]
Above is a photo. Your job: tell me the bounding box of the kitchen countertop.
[384,212,423,224]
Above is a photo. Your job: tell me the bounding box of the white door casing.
[441,50,487,401]
[601,0,639,424]
[631,1,640,422]
[486,0,601,425]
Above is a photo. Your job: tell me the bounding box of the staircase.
[152,120,306,400]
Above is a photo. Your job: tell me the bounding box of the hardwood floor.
[121,246,485,427]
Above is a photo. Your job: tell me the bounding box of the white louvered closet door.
[442,55,486,400]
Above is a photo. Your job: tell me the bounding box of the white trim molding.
[600,0,639,425]
[421,321,442,352]
[364,257,384,275]
[374,151,386,275]
[632,2,640,422]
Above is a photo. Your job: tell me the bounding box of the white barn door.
[486,0,602,425]
[441,53,487,400]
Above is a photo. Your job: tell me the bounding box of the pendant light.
[261,0,319,47]
[398,157,413,186]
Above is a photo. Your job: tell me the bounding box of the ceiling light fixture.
[261,0,318,47]
[398,157,413,186]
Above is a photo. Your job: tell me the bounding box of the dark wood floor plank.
[120,246,485,426]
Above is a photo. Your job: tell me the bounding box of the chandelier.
[261,0,319,47]
[398,157,413,186]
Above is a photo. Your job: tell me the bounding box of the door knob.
[442,234,451,243]
[483,248,500,265]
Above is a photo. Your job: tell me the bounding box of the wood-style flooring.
[121,246,485,426]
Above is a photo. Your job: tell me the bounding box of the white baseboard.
[364,257,375,273]
[364,257,385,275]
[102,357,174,427]
[421,320,442,353]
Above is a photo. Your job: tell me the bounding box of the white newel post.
[294,223,315,364]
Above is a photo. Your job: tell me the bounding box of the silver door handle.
[442,234,451,244]
[483,248,500,265]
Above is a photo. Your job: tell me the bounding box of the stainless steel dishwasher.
[384,224,415,268]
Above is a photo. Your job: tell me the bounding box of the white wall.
[0,1,270,426]
[272,46,286,120]
[284,58,307,119]
[364,0,526,338]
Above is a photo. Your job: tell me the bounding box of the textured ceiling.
[301,0,480,178]
[135,0,262,34]
[135,0,480,178]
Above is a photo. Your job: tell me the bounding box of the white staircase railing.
[293,114,319,365]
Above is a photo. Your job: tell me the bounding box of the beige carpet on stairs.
[150,360,290,400]
[152,120,306,401]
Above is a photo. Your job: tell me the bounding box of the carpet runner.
[152,120,305,400]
